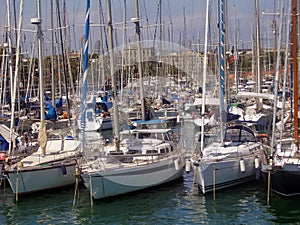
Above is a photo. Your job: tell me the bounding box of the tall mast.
[200,0,210,152]
[32,0,47,155]
[97,0,105,91]
[6,0,14,114]
[218,0,225,112]
[292,0,298,148]
[255,0,261,93]
[279,0,292,145]
[270,0,285,150]
[36,0,44,121]
[56,0,71,120]
[8,0,24,155]
[50,0,55,107]
[80,0,90,147]
[107,0,120,141]
[218,0,226,144]
[272,0,277,71]
[120,0,127,102]
[133,0,145,121]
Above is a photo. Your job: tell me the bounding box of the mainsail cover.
[37,120,47,155]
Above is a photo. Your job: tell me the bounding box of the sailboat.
[260,0,300,197]
[4,0,81,198]
[190,0,267,195]
[79,0,186,200]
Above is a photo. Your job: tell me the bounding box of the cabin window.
[139,132,150,139]
[146,150,158,154]
[224,128,255,142]
[159,146,170,154]
[127,149,141,154]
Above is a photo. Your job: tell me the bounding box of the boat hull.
[194,156,259,194]
[261,164,300,197]
[81,156,184,199]
[5,161,77,195]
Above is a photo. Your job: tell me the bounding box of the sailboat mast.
[80,0,90,146]
[8,0,24,155]
[218,0,226,144]
[292,0,298,148]
[200,0,210,152]
[218,0,225,112]
[107,0,120,141]
[120,0,127,103]
[270,0,285,149]
[133,0,145,121]
[50,0,55,107]
[36,0,44,122]
[279,0,292,144]
[56,0,71,120]
[32,0,48,155]
[6,0,14,118]
[97,0,105,91]
[255,0,261,93]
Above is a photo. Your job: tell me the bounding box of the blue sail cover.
[45,104,57,120]
[0,135,9,150]
[55,98,63,108]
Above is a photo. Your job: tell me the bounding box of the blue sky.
[0,0,287,55]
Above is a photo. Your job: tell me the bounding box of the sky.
[0,0,289,56]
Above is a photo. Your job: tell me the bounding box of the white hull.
[78,117,102,132]
[81,155,185,199]
[4,139,81,195]
[191,124,265,194]
[5,161,77,195]
[193,155,259,194]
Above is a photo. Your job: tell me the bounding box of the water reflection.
[267,193,300,224]
[1,171,300,225]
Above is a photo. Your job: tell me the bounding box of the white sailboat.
[81,126,186,200]
[190,0,267,195]
[79,0,186,200]
[4,0,81,199]
[5,131,80,196]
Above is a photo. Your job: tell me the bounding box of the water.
[1,120,300,224]
[1,173,300,225]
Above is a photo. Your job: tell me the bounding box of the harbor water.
[1,119,300,224]
[1,174,300,224]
